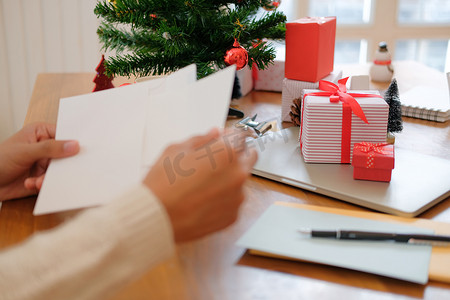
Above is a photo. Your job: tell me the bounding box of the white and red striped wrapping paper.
[299,90,389,163]
[281,70,343,122]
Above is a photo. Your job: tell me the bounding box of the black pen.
[299,229,450,246]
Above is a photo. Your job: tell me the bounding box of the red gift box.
[352,142,395,182]
[285,17,336,83]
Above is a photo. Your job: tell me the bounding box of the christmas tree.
[92,55,115,92]
[94,0,286,79]
[384,78,403,133]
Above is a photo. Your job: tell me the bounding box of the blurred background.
[1,0,449,141]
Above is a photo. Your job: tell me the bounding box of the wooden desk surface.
[1,62,449,299]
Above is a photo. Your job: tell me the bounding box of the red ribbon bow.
[355,142,392,168]
[303,77,382,124]
[355,142,391,155]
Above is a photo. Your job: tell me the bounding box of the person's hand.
[144,128,258,243]
[0,123,80,201]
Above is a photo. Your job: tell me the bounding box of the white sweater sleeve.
[0,184,175,300]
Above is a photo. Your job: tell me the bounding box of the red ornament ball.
[224,39,248,70]
[264,0,282,11]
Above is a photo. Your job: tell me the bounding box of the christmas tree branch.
[98,22,194,57]
[95,0,287,78]
[247,42,276,70]
[104,50,218,79]
[98,23,162,53]
[243,11,286,41]
[94,1,158,29]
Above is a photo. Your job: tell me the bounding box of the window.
[309,0,372,24]
[396,39,449,72]
[335,40,368,64]
[279,0,450,72]
[398,0,450,24]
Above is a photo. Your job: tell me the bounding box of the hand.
[144,128,258,243]
[0,123,80,201]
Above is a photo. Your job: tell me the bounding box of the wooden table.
[1,62,449,300]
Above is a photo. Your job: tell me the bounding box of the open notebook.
[401,85,450,122]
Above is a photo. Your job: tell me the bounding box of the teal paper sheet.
[236,204,432,284]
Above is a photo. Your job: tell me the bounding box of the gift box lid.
[288,16,336,25]
[301,89,389,127]
[352,143,395,170]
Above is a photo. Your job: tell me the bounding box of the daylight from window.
[398,0,450,24]
[279,0,449,72]
[309,0,372,24]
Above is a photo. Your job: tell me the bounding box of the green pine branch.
[95,0,287,78]
[97,23,161,53]
[247,42,276,70]
[244,11,286,41]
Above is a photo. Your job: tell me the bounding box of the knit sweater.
[0,184,175,300]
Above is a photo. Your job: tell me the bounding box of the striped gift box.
[281,70,342,122]
[300,89,389,163]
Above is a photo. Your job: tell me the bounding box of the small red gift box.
[352,142,395,182]
[285,17,336,83]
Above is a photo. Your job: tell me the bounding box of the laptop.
[250,126,450,217]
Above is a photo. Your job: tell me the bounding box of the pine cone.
[289,98,301,126]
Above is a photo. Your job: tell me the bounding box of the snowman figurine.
[369,42,394,82]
